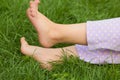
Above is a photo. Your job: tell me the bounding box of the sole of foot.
[20,37,62,70]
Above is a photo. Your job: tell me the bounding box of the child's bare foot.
[27,0,62,48]
[27,0,87,47]
[20,37,62,70]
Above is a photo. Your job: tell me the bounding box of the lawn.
[0,0,120,80]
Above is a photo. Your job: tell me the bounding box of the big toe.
[20,37,29,54]
[20,37,39,56]
[20,37,28,47]
[35,0,40,4]
[34,0,40,9]
[30,0,40,10]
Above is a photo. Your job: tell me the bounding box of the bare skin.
[27,0,87,48]
[20,0,86,70]
[20,37,78,70]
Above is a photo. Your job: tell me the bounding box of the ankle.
[48,24,63,42]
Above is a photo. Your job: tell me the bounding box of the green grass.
[0,0,120,80]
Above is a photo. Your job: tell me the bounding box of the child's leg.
[20,37,78,70]
[21,37,120,70]
[28,0,120,52]
[27,0,87,48]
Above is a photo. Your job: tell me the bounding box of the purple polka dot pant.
[75,17,120,64]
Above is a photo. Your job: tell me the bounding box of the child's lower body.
[20,0,120,70]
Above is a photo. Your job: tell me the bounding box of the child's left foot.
[20,37,62,70]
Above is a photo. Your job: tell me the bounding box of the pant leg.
[87,17,120,51]
[75,44,120,64]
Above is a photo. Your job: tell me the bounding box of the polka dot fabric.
[75,44,120,64]
[87,17,120,51]
[75,18,120,64]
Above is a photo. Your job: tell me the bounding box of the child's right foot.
[27,0,87,47]
[27,0,62,48]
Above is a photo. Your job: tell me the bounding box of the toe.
[30,1,33,4]
[30,8,37,17]
[30,1,37,9]
[20,37,30,55]
[30,2,35,8]
[30,0,39,10]
[20,37,29,47]
[30,1,34,7]
[20,37,28,45]
[35,0,40,4]
[20,37,40,57]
